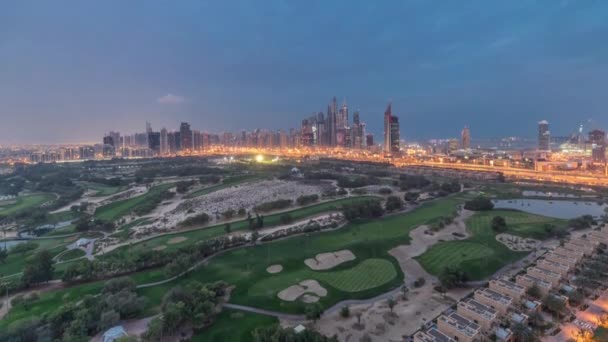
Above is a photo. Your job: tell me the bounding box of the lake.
[493,199,607,219]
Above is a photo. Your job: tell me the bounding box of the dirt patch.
[153,245,167,251]
[167,236,187,244]
[496,233,540,251]
[266,264,283,274]
[305,249,356,270]
[277,280,327,302]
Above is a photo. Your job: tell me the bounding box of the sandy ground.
[314,208,475,341]
[496,233,541,251]
[153,245,167,251]
[267,265,283,274]
[305,250,356,271]
[167,236,187,244]
[278,280,328,302]
[51,185,148,214]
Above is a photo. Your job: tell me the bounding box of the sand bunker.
[301,294,320,303]
[496,233,541,251]
[167,236,187,244]
[153,245,167,251]
[266,264,283,274]
[305,250,356,270]
[278,280,327,302]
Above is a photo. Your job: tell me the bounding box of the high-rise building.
[327,97,338,146]
[589,129,606,163]
[366,134,374,147]
[160,128,168,155]
[180,122,192,151]
[193,130,203,150]
[103,135,115,147]
[538,120,550,151]
[148,131,161,154]
[383,103,400,154]
[461,126,471,149]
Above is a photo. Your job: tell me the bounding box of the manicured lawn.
[185,175,259,199]
[84,182,126,196]
[136,196,463,314]
[595,327,608,341]
[0,281,104,329]
[58,248,85,261]
[0,237,75,277]
[0,193,55,216]
[417,209,565,280]
[105,196,381,257]
[190,309,277,342]
[94,183,175,222]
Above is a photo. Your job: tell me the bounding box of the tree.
[526,284,542,299]
[404,192,419,203]
[385,196,403,212]
[464,196,494,211]
[511,323,537,342]
[386,297,396,314]
[305,303,323,323]
[99,309,120,331]
[543,295,566,319]
[439,266,469,289]
[491,216,507,233]
[400,285,409,300]
[0,248,7,263]
[340,306,350,318]
[224,223,231,234]
[21,250,54,287]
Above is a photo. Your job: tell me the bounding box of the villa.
[473,289,513,314]
[437,312,481,342]
[536,259,570,277]
[564,239,595,255]
[544,252,577,269]
[526,266,561,287]
[489,278,526,302]
[553,247,584,262]
[413,328,456,342]
[516,274,553,296]
[457,298,498,331]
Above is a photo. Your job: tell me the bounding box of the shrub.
[491,216,507,233]
[340,306,350,318]
[385,196,403,212]
[254,199,292,212]
[404,192,419,202]
[464,196,494,211]
[296,194,319,206]
[179,213,210,227]
[378,188,393,195]
[342,200,384,221]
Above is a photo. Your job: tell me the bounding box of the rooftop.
[491,278,525,293]
[476,288,512,305]
[518,274,553,289]
[414,328,456,342]
[459,298,497,320]
[439,312,480,337]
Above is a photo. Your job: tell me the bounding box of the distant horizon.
[2,1,607,143]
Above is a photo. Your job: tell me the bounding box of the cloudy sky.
[1,0,607,144]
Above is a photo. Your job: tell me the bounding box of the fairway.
[83,182,126,196]
[417,209,565,280]
[94,183,175,221]
[0,193,55,216]
[185,175,259,199]
[0,237,74,277]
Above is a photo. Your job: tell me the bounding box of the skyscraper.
[383,103,399,154]
[538,120,550,151]
[327,97,338,146]
[461,126,471,149]
[160,128,168,155]
[180,122,193,151]
[589,129,606,163]
[148,131,161,154]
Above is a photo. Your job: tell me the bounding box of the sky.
[1,0,608,144]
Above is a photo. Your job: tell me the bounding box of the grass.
[417,209,566,280]
[185,175,259,199]
[105,196,380,257]
[83,182,126,197]
[58,248,85,261]
[190,309,277,342]
[0,237,76,277]
[0,281,104,328]
[594,327,608,341]
[3,196,465,324]
[94,183,175,222]
[0,193,55,216]
[136,196,463,314]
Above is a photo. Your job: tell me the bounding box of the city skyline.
[2,1,608,144]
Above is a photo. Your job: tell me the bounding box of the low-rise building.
[474,289,513,314]
[589,231,608,245]
[457,298,498,331]
[510,312,529,326]
[553,247,584,262]
[537,259,570,277]
[527,266,561,287]
[523,299,542,313]
[516,274,553,296]
[544,252,577,269]
[437,312,481,342]
[489,278,526,302]
[495,327,513,342]
[413,328,456,342]
[564,239,595,255]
